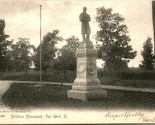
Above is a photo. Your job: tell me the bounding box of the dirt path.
[0,80,12,108]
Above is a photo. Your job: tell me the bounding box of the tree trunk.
[1,62,4,76]
[60,70,66,90]
[0,70,3,76]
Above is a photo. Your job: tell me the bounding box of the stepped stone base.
[68,89,107,101]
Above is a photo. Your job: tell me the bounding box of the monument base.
[67,40,107,101]
[68,89,107,101]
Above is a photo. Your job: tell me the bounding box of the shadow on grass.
[1,82,155,110]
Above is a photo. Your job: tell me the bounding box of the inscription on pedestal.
[78,62,86,74]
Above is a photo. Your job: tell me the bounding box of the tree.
[11,38,35,72]
[0,19,11,75]
[139,37,154,70]
[54,36,79,89]
[55,36,79,71]
[2,39,13,72]
[95,6,137,71]
[34,30,62,72]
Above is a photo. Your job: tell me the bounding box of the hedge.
[119,71,155,80]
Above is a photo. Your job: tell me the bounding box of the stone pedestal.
[67,40,107,101]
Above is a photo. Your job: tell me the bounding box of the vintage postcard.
[0,0,154,124]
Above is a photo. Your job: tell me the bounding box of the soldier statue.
[79,7,91,41]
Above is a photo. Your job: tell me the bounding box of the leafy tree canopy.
[34,30,63,72]
[0,19,11,74]
[54,36,79,71]
[11,38,35,72]
[139,37,154,70]
[95,6,137,71]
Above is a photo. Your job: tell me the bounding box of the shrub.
[119,70,155,80]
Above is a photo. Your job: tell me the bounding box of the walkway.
[14,80,155,93]
[102,85,155,93]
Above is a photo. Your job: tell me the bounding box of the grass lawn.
[1,82,155,110]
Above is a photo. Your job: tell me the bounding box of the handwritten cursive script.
[139,115,155,122]
[105,111,155,123]
[105,111,145,120]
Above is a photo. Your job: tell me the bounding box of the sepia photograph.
[0,0,155,124]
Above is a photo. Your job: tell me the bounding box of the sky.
[0,0,154,67]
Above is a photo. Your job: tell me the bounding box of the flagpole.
[152,1,155,61]
[152,1,155,86]
[39,5,42,91]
